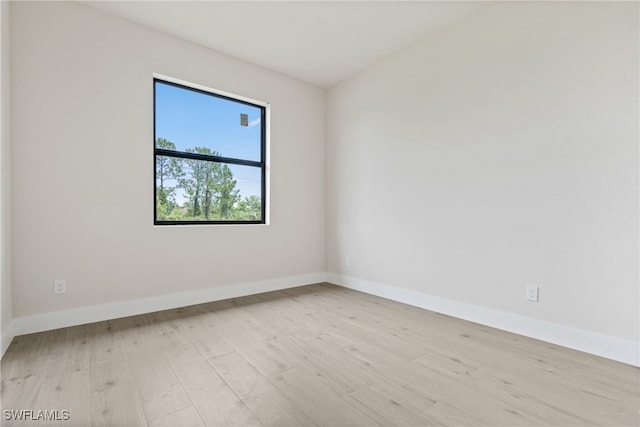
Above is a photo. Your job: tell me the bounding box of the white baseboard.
[6,272,327,345]
[1,320,15,358]
[4,272,638,367]
[327,273,640,367]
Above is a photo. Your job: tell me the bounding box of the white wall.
[327,1,639,345]
[11,1,325,318]
[1,0,13,355]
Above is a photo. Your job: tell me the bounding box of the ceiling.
[84,1,488,89]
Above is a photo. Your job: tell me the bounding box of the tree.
[233,195,262,220]
[179,147,240,220]
[213,164,240,219]
[180,150,206,218]
[155,138,184,218]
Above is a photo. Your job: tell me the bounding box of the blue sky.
[155,81,263,199]
[155,81,262,160]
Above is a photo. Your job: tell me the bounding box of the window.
[154,78,266,225]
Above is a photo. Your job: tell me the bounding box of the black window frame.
[153,78,267,225]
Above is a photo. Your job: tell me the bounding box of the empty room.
[0,1,638,426]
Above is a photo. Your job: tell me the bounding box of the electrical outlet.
[54,279,67,294]
[526,285,539,302]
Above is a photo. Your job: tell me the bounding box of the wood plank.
[90,383,148,427]
[164,344,262,427]
[0,368,44,427]
[0,347,48,419]
[209,351,312,427]
[209,311,294,378]
[275,332,365,397]
[148,406,205,427]
[126,345,192,423]
[268,366,388,427]
[89,357,147,427]
[87,320,119,365]
[343,386,433,427]
[32,368,90,427]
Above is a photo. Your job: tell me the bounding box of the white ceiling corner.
[81,1,489,88]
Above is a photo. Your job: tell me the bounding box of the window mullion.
[154,148,262,168]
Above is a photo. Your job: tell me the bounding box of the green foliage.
[155,138,261,222]
[155,138,184,218]
[233,195,262,220]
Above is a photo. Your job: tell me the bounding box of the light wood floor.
[1,283,638,427]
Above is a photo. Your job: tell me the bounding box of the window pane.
[155,81,262,162]
[155,156,262,222]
